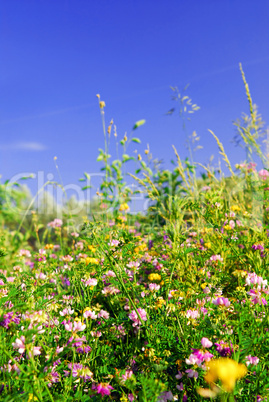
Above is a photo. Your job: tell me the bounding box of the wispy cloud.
[0,103,96,124]
[0,141,47,151]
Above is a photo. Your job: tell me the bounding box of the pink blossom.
[12,336,26,354]
[185,369,198,378]
[98,310,109,319]
[258,169,269,180]
[83,278,98,287]
[148,283,160,292]
[157,391,174,401]
[48,218,63,228]
[102,286,120,295]
[209,254,223,263]
[108,239,120,247]
[95,382,114,397]
[175,371,183,379]
[186,309,200,319]
[28,347,41,358]
[212,297,231,307]
[185,354,201,366]
[245,355,260,366]
[102,270,116,278]
[59,308,74,316]
[120,370,133,384]
[18,249,31,258]
[65,320,86,332]
[201,337,213,348]
[176,383,184,391]
[83,309,97,319]
[129,308,147,327]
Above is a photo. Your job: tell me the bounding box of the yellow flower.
[99,100,106,109]
[154,297,166,309]
[119,203,130,211]
[148,273,162,282]
[28,395,38,402]
[45,244,54,250]
[231,205,241,212]
[204,242,211,249]
[204,358,247,393]
[88,245,96,253]
[85,257,99,265]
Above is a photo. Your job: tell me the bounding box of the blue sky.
[1,0,269,200]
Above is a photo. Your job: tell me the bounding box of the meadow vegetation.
[0,66,268,401]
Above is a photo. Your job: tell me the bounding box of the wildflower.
[0,312,20,329]
[102,286,120,295]
[67,363,93,382]
[119,203,130,212]
[99,101,106,109]
[148,283,160,292]
[94,382,114,397]
[155,297,166,309]
[108,239,120,247]
[98,309,109,319]
[48,219,63,228]
[185,369,198,378]
[85,257,99,265]
[247,288,268,305]
[64,320,86,332]
[258,169,269,180]
[44,366,60,387]
[212,297,230,307]
[245,355,259,366]
[83,309,97,319]
[83,278,98,287]
[201,337,213,348]
[59,307,74,317]
[204,358,247,393]
[18,249,31,258]
[148,273,162,282]
[119,369,134,385]
[157,391,174,401]
[129,308,147,328]
[186,309,200,320]
[215,340,233,357]
[209,254,223,263]
[12,336,26,354]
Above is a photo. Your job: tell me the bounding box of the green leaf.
[133,119,146,130]
[19,175,34,180]
[82,185,92,190]
[131,137,141,143]
[96,154,104,162]
[140,161,147,169]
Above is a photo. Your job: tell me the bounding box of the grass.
[0,67,268,401]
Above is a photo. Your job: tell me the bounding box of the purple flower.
[215,340,233,357]
[245,355,259,366]
[94,382,114,397]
